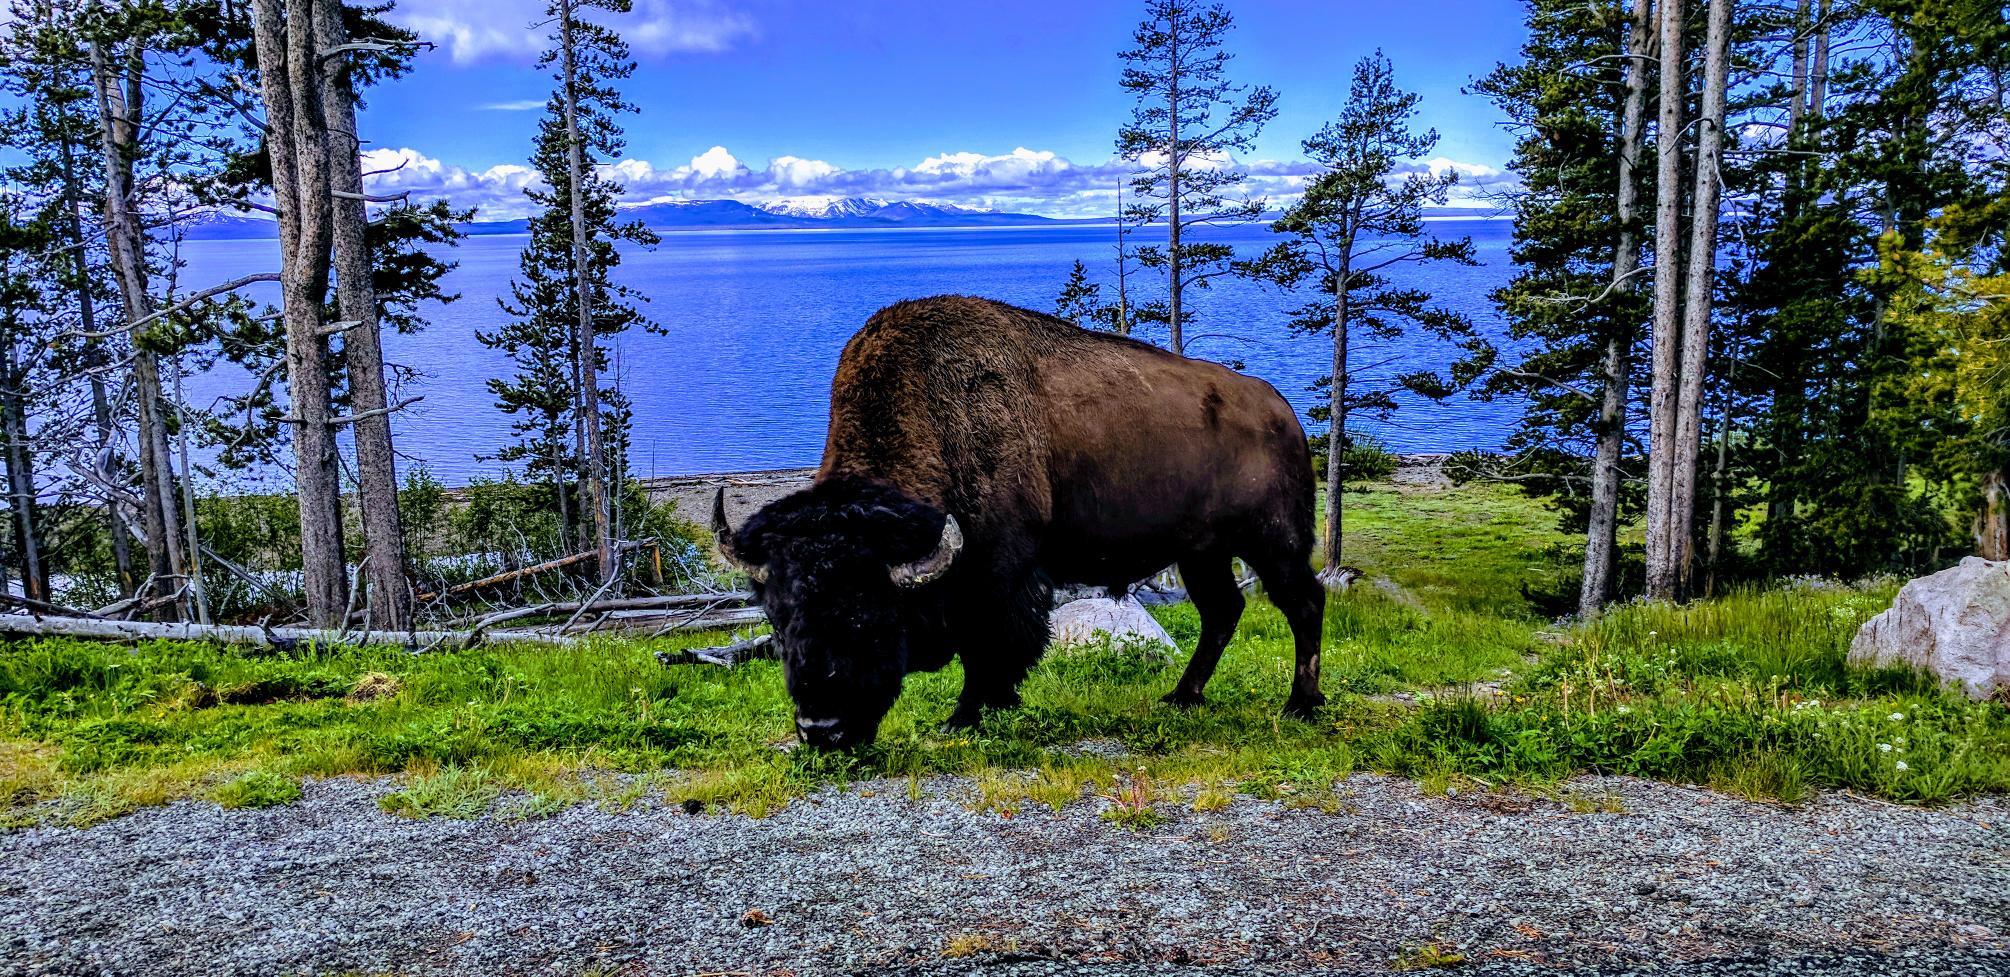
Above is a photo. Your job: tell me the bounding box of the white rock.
[1048,595,1176,657]
[1849,556,2010,699]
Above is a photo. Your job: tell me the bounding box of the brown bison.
[712,295,1325,749]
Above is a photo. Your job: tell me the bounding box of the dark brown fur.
[729,295,1326,747]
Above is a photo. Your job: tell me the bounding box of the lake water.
[179,219,1521,487]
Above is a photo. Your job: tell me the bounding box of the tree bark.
[90,39,185,620]
[315,2,410,631]
[1644,0,1686,602]
[1581,0,1654,617]
[1319,257,1350,587]
[1977,471,2009,561]
[1670,0,1734,596]
[1808,0,1831,118]
[54,129,136,594]
[558,0,614,583]
[1,339,45,602]
[1165,2,1183,355]
[252,0,349,627]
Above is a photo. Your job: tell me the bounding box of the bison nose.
[796,715,850,749]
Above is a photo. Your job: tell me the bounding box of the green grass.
[2,478,2005,826]
[213,770,302,809]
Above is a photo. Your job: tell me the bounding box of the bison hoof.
[1281,693,1327,719]
[941,711,982,733]
[1160,689,1207,709]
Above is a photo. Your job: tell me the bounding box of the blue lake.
[179,219,1521,487]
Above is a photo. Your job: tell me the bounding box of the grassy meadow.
[2,475,2006,828]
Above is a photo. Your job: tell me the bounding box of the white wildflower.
[1894,760,1909,772]
[1889,712,1905,722]
[1878,742,1893,753]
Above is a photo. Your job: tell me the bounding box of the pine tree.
[483,0,657,570]
[1469,0,1653,612]
[1115,0,1276,355]
[1053,260,1107,328]
[1241,51,1480,585]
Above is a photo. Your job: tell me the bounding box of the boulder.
[1849,557,2010,699]
[1049,594,1176,658]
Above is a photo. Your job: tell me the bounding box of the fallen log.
[416,550,599,602]
[416,541,644,603]
[571,605,766,635]
[656,632,775,668]
[468,591,754,630]
[0,612,576,650]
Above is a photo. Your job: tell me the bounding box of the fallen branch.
[0,613,575,650]
[417,548,604,602]
[576,605,765,635]
[657,632,775,668]
[0,593,107,620]
[468,591,752,630]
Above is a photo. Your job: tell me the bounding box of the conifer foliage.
[480,0,658,577]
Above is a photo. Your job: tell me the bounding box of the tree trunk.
[1788,0,1810,129]
[1319,259,1351,588]
[316,2,410,631]
[55,132,136,594]
[1581,0,1654,617]
[1,339,45,603]
[1703,352,1737,596]
[559,0,614,583]
[252,0,349,627]
[90,39,185,620]
[1644,0,1686,602]
[1670,0,1734,596]
[1977,471,2009,561]
[1165,3,1183,356]
[1808,0,1831,118]
[1115,178,1131,337]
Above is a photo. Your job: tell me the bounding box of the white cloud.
[478,99,546,111]
[360,145,1514,221]
[390,0,755,64]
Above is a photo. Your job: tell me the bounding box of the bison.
[712,295,1325,750]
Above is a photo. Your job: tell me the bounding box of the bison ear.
[888,513,962,589]
[711,489,768,585]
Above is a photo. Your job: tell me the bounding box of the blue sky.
[359,0,1529,219]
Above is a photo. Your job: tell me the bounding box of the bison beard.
[716,295,1327,750]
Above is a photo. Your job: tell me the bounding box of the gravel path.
[3,774,2005,977]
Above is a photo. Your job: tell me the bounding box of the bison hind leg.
[943,571,1052,731]
[1161,553,1246,709]
[1247,552,1328,719]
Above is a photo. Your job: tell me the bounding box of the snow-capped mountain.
[173,198,1076,240]
[758,196,893,219]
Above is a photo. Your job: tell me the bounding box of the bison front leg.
[1161,555,1245,708]
[943,573,1050,731]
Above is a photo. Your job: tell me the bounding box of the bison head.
[712,477,961,750]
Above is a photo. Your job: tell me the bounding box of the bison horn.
[889,514,963,589]
[711,488,766,584]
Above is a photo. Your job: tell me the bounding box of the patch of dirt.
[1391,453,1453,492]
[640,468,816,528]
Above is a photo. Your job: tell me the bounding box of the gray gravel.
[2,774,2005,976]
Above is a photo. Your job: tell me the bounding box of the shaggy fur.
[724,295,1325,749]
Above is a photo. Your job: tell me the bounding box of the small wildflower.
[1894,760,1909,771]
[1889,712,1906,722]
[1878,742,1893,753]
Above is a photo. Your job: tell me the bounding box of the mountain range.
[178,196,1069,240]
